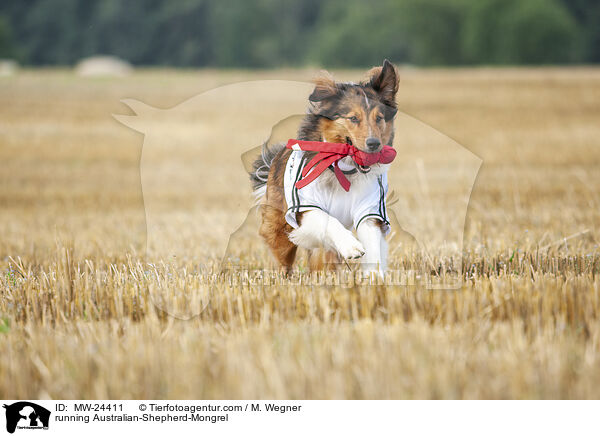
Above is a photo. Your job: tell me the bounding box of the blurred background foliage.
[0,0,598,67]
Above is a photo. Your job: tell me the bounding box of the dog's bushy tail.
[250,142,285,198]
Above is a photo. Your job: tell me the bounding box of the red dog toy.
[286,139,396,191]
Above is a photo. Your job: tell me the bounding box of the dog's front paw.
[335,232,365,259]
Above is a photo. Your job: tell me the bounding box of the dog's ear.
[367,59,399,108]
[309,71,339,102]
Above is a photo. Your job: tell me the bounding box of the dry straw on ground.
[0,68,599,398]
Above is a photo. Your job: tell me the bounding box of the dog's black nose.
[366,137,381,152]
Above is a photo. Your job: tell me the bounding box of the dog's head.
[307,59,399,154]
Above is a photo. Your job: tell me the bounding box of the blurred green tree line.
[0,0,598,67]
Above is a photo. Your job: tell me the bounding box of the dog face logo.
[115,77,481,312]
[3,402,50,433]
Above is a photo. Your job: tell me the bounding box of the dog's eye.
[375,115,383,123]
[349,116,359,124]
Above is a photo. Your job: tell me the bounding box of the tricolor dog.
[251,60,399,276]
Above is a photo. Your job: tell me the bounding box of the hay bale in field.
[75,56,133,77]
[0,59,18,76]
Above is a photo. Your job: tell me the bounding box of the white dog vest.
[284,150,390,233]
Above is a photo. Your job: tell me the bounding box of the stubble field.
[1,67,599,399]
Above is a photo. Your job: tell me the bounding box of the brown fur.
[308,248,340,271]
[258,148,297,272]
[258,60,399,272]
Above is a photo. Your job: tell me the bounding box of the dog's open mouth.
[346,137,372,173]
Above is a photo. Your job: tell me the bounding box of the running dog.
[251,60,399,276]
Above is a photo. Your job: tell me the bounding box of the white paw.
[335,232,365,259]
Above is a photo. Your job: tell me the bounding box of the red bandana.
[286,139,396,191]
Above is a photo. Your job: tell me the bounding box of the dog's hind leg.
[308,248,340,271]
[259,204,297,273]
